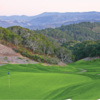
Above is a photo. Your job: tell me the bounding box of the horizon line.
[0,11,100,16]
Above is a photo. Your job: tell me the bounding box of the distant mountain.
[0,15,34,21]
[1,11,100,29]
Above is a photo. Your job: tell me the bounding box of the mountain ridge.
[1,11,100,29]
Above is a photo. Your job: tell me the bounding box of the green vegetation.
[1,22,100,64]
[35,22,100,62]
[69,40,100,60]
[8,22,100,63]
[0,59,100,99]
[61,40,100,61]
[1,20,100,99]
[0,26,72,64]
[35,28,73,44]
[0,27,22,45]
[35,22,100,44]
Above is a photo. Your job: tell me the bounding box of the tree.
[55,47,72,63]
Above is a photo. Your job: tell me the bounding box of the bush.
[46,57,60,64]
[32,54,59,64]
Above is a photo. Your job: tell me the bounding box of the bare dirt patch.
[0,44,37,64]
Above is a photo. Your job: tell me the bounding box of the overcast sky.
[0,0,100,16]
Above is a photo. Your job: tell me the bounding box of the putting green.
[0,72,91,100]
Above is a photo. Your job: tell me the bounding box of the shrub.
[15,47,59,64]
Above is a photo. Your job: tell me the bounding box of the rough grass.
[0,59,100,100]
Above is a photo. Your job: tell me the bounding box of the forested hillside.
[35,22,100,44]
[0,26,72,64]
[0,22,100,64]
[62,40,100,61]
[35,22,100,61]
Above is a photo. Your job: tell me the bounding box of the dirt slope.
[0,44,19,56]
[0,44,37,64]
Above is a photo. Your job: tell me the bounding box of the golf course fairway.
[0,59,100,100]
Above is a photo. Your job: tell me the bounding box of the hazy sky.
[0,0,100,16]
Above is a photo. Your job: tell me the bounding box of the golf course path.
[78,68,87,73]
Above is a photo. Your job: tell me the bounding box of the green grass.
[0,59,100,100]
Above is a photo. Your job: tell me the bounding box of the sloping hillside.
[35,22,100,44]
[0,44,19,56]
[0,44,37,64]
